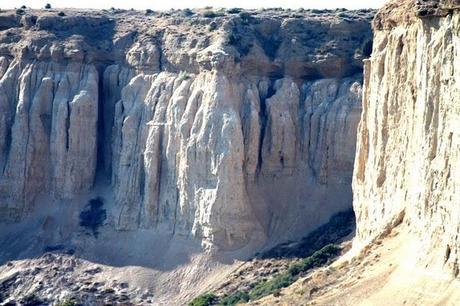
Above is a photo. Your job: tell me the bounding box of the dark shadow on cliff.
[0,203,356,272]
[0,194,204,272]
[258,209,355,259]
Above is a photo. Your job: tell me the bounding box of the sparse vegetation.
[182,8,194,17]
[226,8,242,14]
[249,244,340,300]
[202,10,221,18]
[249,272,293,300]
[260,209,354,259]
[219,291,249,305]
[188,244,341,305]
[57,299,78,306]
[238,11,253,23]
[287,244,341,277]
[188,293,217,306]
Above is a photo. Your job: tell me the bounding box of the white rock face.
[353,1,460,275]
[0,8,372,251]
[0,60,98,220]
[109,69,363,250]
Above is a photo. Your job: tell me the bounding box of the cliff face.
[354,0,460,275]
[0,8,373,251]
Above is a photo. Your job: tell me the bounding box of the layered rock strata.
[0,8,373,250]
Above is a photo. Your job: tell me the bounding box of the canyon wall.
[354,0,460,275]
[0,8,373,251]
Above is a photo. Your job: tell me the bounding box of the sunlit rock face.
[354,0,460,275]
[0,8,373,250]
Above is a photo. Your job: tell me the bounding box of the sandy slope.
[0,191,248,305]
[252,224,460,306]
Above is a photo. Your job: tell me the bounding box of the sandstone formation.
[0,8,373,252]
[354,0,460,276]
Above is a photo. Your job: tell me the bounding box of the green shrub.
[219,291,249,305]
[247,244,341,301]
[249,272,293,300]
[189,293,217,306]
[288,244,341,277]
[58,11,65,16]
[45,3,51,9]
[57,299,78,306]
[260,209,354,259]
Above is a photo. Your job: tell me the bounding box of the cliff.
[0,8,373,252]
[239,2,460,304]
[354,0,460,278]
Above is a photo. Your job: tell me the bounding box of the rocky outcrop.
[0,61,98,220]
[0,8,373,250]
[353,0,460,276]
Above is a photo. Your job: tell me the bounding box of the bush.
[238,12,252,22]
[145,9,154,15]
[219,291,249,305]
[16,9,25,15]
[58,11,65,16]
[57,299,78,306]
[247,244,341,301]
[182,8,194,16]
[202,10,221,18]
[260,209,354,259]
[249,272,293,300]
[45,3,51,9]
[21,5,27,9]
[226,8,241,14]
[189,293,217,306]
[287,244,341,277]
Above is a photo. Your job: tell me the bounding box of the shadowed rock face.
[0,8,374,251]
[416,0,460,17]
[354,0,460,276]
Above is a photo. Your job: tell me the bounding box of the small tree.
[45,3,51,9]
